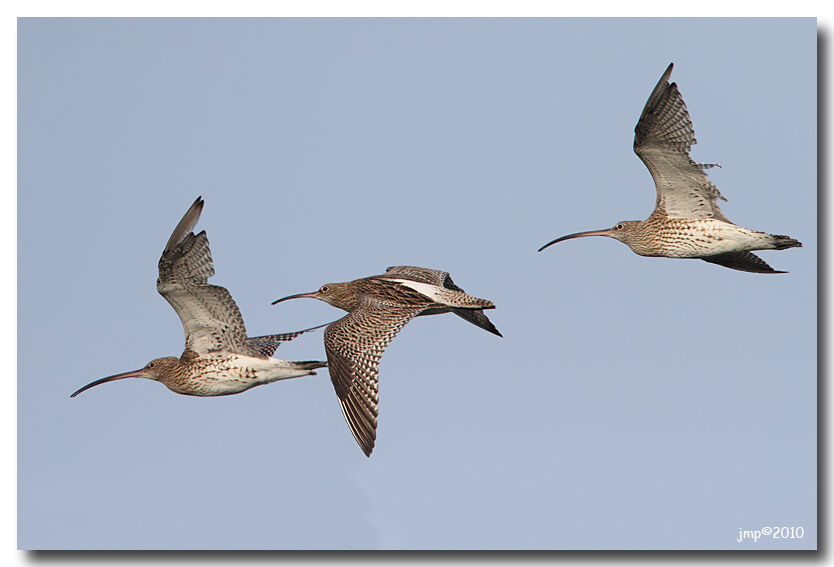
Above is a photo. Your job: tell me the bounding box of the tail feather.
[771,234,802,250]
[440,288,494,310]
[292,360,329,371]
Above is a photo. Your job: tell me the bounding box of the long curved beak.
[271,291,318,305]
[70,368,147,398]
[538,229,613,252]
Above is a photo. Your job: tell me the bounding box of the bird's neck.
[624,220,657,257]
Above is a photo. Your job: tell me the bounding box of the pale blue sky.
[18,18,816,549]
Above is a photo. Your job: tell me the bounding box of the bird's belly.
[171,356,311,396]
[173,372,260,396]
[654,222,764,258]
[168,377,256,396]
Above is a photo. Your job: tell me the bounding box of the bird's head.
[538,220,641,251]
[605,221,642,244]
[272,282,356,311]
[70,356,180,397]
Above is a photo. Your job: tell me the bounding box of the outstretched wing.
[385,266,502,336]
[157,197,257,357]
[324,295,421,456]
[385,265,449,286]
[633,63,730,222]
[246,322,331,358]
[701,251,787,274]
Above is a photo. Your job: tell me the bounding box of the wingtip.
[654,62,675,92]
[298,321,334,333]
[165,197,205,252]
[483,319,503,336]
[188,195,205,217]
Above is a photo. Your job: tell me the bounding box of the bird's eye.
[320,286,328,293]
[148,362,155,368]
[616,224,624,230]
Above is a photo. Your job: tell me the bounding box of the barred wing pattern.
[157,197,258,357]
[634,63,730,222]
[324,295,421,456]
[384,265,449,286]
[384,266,502,337]
[246,322,331,358]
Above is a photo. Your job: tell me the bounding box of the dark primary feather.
[701,251,786,274]
[324,296,422,457]
[447,308,502,337]
[165,196,204,252]
[633,63,730,222]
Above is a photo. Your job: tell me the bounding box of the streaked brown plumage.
[539,63,801,273]
[71,197,327,398]
[272,266,500,456]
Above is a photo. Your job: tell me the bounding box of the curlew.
[71,197,327,398]
[538,63,801,273]
[271,266,500,456]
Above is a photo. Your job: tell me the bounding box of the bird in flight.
[272,266,500,456]
[539,63,801,273]
[71,197,327,398]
